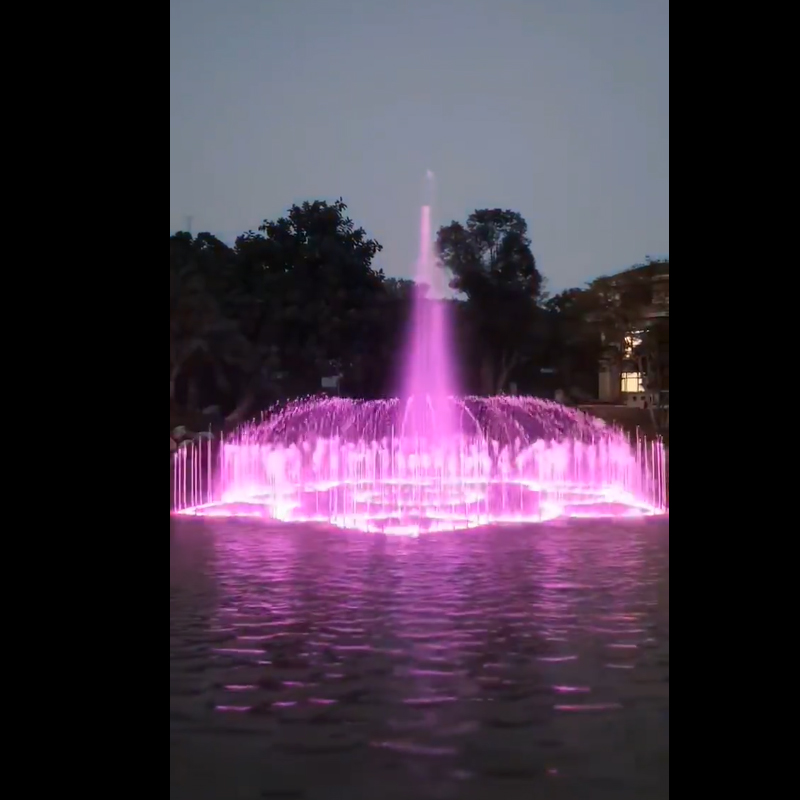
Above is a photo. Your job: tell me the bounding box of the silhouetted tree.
[239,199,384,395]
[169,233,250,413]
[542,288,603,399]
[170,201,667,427]
[170,200,387,417]
[437,209,544,394]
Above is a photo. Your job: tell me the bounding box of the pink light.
[171,421,667,534]
[170,187,668,534]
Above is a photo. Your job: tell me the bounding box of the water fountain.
[171,179,668,534]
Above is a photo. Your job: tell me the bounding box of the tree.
[582,260,670,429]
[384,277,424,301]
[542,288,603,399]
[635,317,670,429]
[170,201,392,422]
[583,260,669,349]
[169,233,248,412]
[234,199,386,397]
[437,209,544,394]
[636,319,669,388]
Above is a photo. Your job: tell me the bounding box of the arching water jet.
[172,397,667,534]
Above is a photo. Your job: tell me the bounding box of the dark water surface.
[170,519,669,800]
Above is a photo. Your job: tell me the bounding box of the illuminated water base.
[171,396,668,535]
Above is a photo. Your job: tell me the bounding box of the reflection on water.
[170,519,669,800]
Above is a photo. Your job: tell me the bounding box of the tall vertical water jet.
[401,172,459,439]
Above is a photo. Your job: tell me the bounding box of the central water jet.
[401,175,459,441]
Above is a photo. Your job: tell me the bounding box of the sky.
[170,0,669,291]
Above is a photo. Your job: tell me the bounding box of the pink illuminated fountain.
[172,177,668,534]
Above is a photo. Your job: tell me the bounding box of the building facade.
[594,260,669,413]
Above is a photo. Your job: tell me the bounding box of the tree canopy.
[437,209,544,394]
[170,199,668,428]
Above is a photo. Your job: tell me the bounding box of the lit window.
[624,333,643,358]
[621,372,644,393]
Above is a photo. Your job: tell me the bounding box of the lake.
[170,518,669,800]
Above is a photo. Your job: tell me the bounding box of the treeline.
[170,198,667,426]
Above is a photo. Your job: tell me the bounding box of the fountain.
[171,179,668,534]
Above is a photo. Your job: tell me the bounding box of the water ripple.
[170,518,669,800]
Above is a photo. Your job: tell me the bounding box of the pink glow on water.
[171,186,667,534]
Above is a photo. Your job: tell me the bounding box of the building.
[594,260,669,413]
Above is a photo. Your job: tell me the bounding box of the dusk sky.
[170,0,669,291]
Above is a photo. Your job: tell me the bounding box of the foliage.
[170,200,387,416]
[169,200,668,420]
[541,289,603,398]
[235,200,385,392]
[583,260,670,399]
[437,209,544,393]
